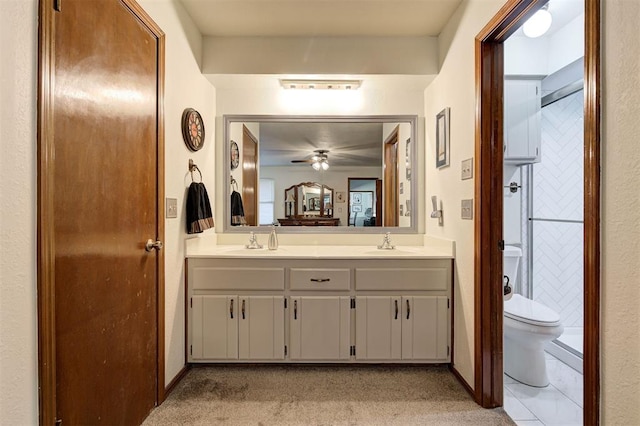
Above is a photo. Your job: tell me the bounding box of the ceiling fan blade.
[291,159,314,163]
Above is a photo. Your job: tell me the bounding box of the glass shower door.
[530,88,584,358]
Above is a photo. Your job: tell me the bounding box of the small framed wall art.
[436,107,450,169]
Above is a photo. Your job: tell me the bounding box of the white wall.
[139,0,217,386]
[601,0,640,423]
[424,0,506,386]
[203,36,439,75]
[0,1,38,424]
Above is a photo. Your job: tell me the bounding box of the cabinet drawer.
[355,266,449,291]
[191,266,284,290]
[290,268,351,291]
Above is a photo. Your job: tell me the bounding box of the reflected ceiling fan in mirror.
[291,149,330,170]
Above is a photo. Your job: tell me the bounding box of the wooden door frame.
[474,0,600,424]
[242,124,259,226]
[36,0,166,423]
[383,126,399,226]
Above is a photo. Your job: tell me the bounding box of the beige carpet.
[143,365,515,425]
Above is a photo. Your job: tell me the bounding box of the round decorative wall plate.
[181,108,205,151]
[230,140,239,170]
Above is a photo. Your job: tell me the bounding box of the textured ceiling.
[178,0,463,37]
[257,121,384,167]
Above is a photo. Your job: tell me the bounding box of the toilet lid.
[504,294,561,326]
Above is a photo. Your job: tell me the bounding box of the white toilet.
[503,245,564,387]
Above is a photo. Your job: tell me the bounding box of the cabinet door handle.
[230,299,234,319]
[310,278,330,283]
[294,300,297,320]
[406,300,411,320]
[241,299,246,319]
[394,299,399,320]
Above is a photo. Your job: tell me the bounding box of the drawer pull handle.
[242,299,246,319]
[230,299,234,319]
[294,300,297,320]
[310,278,330,283]
[395,300,399,320]
[406,300,411,320]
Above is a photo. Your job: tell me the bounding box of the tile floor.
[504,352,583,426]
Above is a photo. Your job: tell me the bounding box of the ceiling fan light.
[523,8,552,38]
[321,161,329,170]
[312,161,321,170]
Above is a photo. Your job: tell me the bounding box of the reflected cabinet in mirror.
[223,115,420,233]
[279,182,339,226]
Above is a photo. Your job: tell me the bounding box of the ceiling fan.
[291,149,330,170]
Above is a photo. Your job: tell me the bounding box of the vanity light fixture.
[522,4,552,38]
[279,79,362,90]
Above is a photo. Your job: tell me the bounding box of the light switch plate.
[166,198,178,218]
[461,158,473,180]
[461,199,473,219]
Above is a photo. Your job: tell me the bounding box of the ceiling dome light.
[523,6,552,38]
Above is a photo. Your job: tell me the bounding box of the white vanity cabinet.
[191,295,285,361]
[289,296,351,360]
[354,261,451,362]
[504,79,541,164]
[355,296,448,361]
[187,254,452,364]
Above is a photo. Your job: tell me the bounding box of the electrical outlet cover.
[461,158,473,180]
[461,199,473,219]
[166,197,178,218]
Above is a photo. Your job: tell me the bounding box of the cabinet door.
[290,296,351,360]
[401,296,449,361]
[504,79,541,162]
[192,295,238,360]
[238,296,285,360]
[355,296,401,360]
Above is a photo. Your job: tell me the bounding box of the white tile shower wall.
[532,91,584,328]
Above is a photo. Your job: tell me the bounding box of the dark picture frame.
[436,107,450,169]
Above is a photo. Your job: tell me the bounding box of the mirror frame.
[222,115,422,234]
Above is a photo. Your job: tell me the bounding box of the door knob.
[145,239,163,252]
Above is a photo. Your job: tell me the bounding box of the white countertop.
[186,244,453,259]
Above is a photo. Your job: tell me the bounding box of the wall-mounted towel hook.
[230,174,238,191]
[188,159,202,182]
[430,195,444,226]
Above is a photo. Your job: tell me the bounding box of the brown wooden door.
[46,0,164,424]
[384,127,399,226]
[242,125,259,226]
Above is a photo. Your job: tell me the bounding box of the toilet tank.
[503,245,522,285]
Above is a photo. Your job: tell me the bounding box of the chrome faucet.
[377,232,395,250]
[245,232,263,249]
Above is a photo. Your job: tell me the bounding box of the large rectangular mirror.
[222,115,420,233]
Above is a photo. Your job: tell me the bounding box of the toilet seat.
[504,294,561,326]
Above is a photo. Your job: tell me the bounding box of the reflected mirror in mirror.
[223,115,418,232]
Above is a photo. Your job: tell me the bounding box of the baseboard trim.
[449,365,475,399]
[164,364,190,400]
